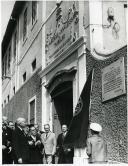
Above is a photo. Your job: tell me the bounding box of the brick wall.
[86,46,127,163]
[2,67,42,129]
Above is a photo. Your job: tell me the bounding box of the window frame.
[23,8,28,41]
[22,72,26,83]
[32,1,38,26]
[4,54,7,76]
[4,99,6,106]
[14,30,17,60]
[28,95,37,124]
[7,46,11,73]
[2,60,5,77]
[31,58,36,72]
[7,95,10,102]
[13,86,15,95]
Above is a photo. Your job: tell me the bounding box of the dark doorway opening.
[51,81,73,136]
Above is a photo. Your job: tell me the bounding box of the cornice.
[39,36,86,79]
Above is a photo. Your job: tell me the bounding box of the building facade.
[2,0,127,164]
[2,1,43,126]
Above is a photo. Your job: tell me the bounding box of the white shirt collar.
[63,131,67,136]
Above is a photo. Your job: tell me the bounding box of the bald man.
[12,118,30,164]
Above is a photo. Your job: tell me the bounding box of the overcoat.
[12,126,29,163]
[28,135,43,164]
[2,127,13,164]
[57,133,73,164]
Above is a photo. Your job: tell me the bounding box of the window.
[8,47,11,72]
[13,86,15,94]
[124,4,127,35]
[2,61,4,76]
[23,8,27,41]
[4,55,7,76]
[7,95,10,102]
[124,4,127,8]
[29,98,36,124]
[32,1,37,25]
[4,100,6,105]
[31,58,36,72]
[14,31,17,59]
[23,72,26,83]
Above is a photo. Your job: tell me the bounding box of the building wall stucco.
[19,31,42,88]
[2,1,43,107]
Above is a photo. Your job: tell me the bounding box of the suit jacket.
[57,133,65,155]
[2,127,13,146]
[41,131,56,155]
[2,127,14,164]
[2,129,10,164]
[28,135,43,163]
[12,126,29,162]
[86,134,108,163]
[57,133,74,164]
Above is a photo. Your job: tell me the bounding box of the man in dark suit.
[2,116,14,164]
[28,126,43,164]
[57,124,74,164]
[2,122,10,164]
[7,121,15,163]
[12,117,30,164]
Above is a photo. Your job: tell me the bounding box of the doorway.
[51,81,73,137]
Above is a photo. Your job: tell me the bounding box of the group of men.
[2,116,73,164]
[2,116,108,164]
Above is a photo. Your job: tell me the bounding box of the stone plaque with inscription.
[45,1,79,66]
[102,57,126,102]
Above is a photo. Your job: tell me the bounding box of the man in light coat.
[86,123,108,164]
[41,124,56,164]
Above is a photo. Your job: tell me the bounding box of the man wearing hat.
[86,123,108,164]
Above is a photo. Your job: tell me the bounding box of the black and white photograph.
[1,0,127,165]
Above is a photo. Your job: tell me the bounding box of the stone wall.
[86,46,127,163]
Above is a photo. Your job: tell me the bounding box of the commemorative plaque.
[45,1,79,66]
[102,57,126,102]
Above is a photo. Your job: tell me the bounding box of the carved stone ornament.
[92,43,125,61]
[45,1,79,55]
